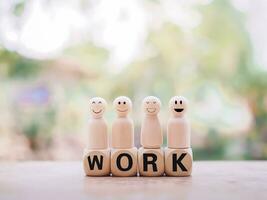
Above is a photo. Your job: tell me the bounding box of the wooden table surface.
[0,161,266,200]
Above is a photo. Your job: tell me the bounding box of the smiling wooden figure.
[138,96,164,176]
[165,96,193,176]
[111,96,137,176]
[83,97,110,176]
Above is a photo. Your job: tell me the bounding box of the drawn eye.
[118,101,121,104]
[146,101,149,104]
[153,101,156,104]
[180,100,182,104]
[175,100,177,104]
[92,101,96,104]
[98,101,102,104]
[123,101,126,104]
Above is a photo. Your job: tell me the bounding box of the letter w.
[88,155,103,170]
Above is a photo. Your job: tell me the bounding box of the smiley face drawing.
[89,97,107,118]
[169,96,188,117]
[113,96,132,117]
[142,96,161,115]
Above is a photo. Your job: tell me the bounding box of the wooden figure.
[111,96,137,177]
[140,96,163,148]
[111,96,134,149]
[165,96,193,176]
[138,96,164,176]
[83,97,110,176]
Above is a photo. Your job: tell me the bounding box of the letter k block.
[164,148,193,176]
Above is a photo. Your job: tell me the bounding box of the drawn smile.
[92,109,102,114]
[147,108,156,113]
[174,108,184,112]
[117,108,128,112]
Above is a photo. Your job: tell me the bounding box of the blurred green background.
[0,0,267,160]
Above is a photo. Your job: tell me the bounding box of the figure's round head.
[169,96,188,117]
[142,96,161,115]
[113,96,132,117]
[89,97,107,118]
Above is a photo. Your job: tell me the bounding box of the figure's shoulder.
[89,118,107,124]
[168,117,187,124]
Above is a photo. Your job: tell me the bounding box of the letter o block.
[83,149,110,176]
[164,148,193,176]
[111,147,137,177]
[138,147,164,176]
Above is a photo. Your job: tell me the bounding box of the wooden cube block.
[164,147,193,176]
[111,147,137,177]
[138,147,164,176]
[83,148,110,176]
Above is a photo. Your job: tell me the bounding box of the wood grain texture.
[0,161,267,200]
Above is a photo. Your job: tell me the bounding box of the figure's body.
[112,96,134,149]
[167,117,190,148]
[87,97,108,149]
[112,117,134,149]
[140,96,163,148]
[88,118,108,149]
[167,96,190,149]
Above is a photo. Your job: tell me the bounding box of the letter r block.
[138,147,164,176]
[111,147,137,177]
[83,149,110,176]
[164,148,193,176]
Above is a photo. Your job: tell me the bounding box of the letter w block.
[83,149,110,176]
